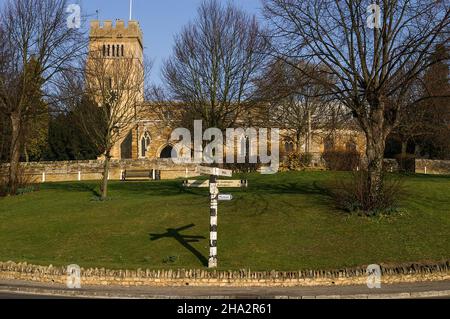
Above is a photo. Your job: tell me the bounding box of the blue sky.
[80,0,264,85]
[0,0,263,84]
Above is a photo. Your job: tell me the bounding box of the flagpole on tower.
[129,0,133,21]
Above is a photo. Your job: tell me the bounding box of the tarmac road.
[0,279,449,299]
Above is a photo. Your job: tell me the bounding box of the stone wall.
[415,159,450,175]
[0,159,198,182]
[0,261,448,287]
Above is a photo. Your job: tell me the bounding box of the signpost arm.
[209,174,218,268]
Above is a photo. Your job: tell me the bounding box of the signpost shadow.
[149,224,208,267]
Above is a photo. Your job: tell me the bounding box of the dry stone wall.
[0,159,198,182]
[0,261,448,287]
[415,159,450,175]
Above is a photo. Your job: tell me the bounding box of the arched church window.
[346,140,357,153]
[324,136,335,152]
[141,132,151,157]
[102,44,106,56]
[112,45,115,57]
[121,45,124,56]
[285,141,294,153]
[107,45,110,56]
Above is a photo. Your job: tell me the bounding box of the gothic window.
[346,140,357,153]
[324,136,335,152]
[285,141,294,153]
[121,45,124,56]
[112,45,115,57]
[140,132,151,157]
[107,44,110,56]
[102,44,106,56]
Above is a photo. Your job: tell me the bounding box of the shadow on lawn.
[44,183,101,197]
[44,180,207,198]
[254,180,331,197]
[150,224,208,267]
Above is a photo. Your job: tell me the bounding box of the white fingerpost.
[209,175,219,268]
[42,172,46,183]
[78,171,81,181]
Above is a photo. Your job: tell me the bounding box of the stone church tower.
[88,19,145,159]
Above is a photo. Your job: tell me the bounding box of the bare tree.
[77,49,148,200]
[256,59,351,154]
[162,0,268,130]
[264,0,449,204]
[0,0,85,194]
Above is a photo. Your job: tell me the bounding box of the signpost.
[184,166,248,268]
[196,166,233,177]
[183,180,248,188]
[218,194,233,201]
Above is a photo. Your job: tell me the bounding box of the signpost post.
[209,174,219,268]
[184,166,246,268]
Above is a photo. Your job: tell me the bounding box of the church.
[88,19,365,166]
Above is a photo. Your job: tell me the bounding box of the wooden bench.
[121,170,161,181]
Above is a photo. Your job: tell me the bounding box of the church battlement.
[90,19,143,49]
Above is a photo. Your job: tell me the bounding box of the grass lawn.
[0,171,449,271]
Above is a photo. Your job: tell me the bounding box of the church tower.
[88,20,145,159]
[89,19,144,65]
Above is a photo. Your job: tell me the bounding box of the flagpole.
[129,0,133,21]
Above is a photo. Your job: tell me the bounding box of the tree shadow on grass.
[111,180,207,198]
[43,180,207,198]
[253,180,331,197]
[150,224,208,267]
[44,182,101,197]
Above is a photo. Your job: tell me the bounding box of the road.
[1,279,449,299]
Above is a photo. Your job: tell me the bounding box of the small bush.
[322,150,361,171]
[328,171,405,216]
[0,167,40,197]
[282,152,313,171]
[223,162,260,174]
[0,176,7,197]
[394,153,416,173]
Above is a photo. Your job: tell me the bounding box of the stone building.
[88,19,365,164]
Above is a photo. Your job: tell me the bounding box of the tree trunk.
[101,152,111,201]
[296,130,302,154]
[307,109,312,154]
[401,140,408,158]
[365,108,387,207]
[8,112,21,195]
[24,145,29,163]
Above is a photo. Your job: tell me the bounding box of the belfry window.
[112,45,115,57]
[107,45,110,56]
[121,45,124,56]
[102,44,106,56]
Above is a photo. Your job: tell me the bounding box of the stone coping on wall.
[0,260,448,288]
